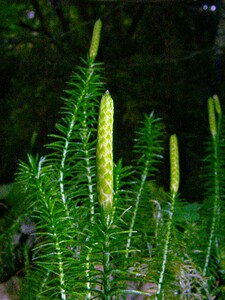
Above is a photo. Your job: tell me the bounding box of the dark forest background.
[1,0,225,202]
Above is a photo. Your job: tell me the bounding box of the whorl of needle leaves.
[96,91,114,212]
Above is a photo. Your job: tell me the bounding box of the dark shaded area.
[1,0,224,203]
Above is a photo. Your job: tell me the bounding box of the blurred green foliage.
[1,1,224,203]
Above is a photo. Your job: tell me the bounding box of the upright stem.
[203,136,220,276]
[156,192,176,299]
[125,166,148,258]
[156,134,179,298]
[204,97,222,276]
[59,62,96,206]
[102,225,112,300]
[36,160,67,300]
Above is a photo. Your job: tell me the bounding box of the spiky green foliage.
[180,95,225,298]
[155,134,180,299]
[17,20,106,299]
[9,20,225,300]
[15,19,162,299]
[202,96,225,282]
[125,113,164,257]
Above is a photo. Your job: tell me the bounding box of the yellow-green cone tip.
[170,134,180,194]
[96,91,114,211]
[89,19,102,60]
[213,94,222,116]
[208,97,217,139]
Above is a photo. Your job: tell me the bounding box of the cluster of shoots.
[13,18,224,299]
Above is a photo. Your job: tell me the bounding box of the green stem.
[125,166,148,258]
[59,18,102,208]
[156,134,179,298]
[37,270,50,299]
[85,249,92,300]
[102,225,112,300]
[36,161,67,300]
[125,115,163,258]
[156,192,176,299]
[59,61,97,206]
[203,136,220,276]
[203,97,222,276]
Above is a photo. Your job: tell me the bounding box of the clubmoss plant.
[6,20,224,299]
[156,134,180,299]
[202,95,225,281]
